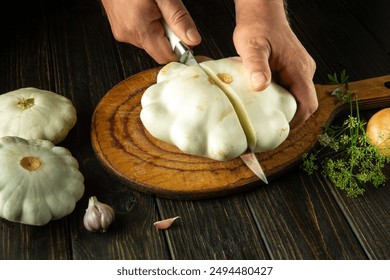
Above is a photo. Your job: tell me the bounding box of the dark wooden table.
[1,0,390,260]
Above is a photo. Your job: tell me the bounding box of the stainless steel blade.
[240,153,268,184]
[162,20,199,66]
[177,46,198,66]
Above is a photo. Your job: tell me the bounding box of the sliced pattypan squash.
[0,136,84,226]
[0,87,77,144]
[141,62,247,160]
[140,57,297,161]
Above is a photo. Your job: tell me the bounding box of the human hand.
[233,0,318,128]
[101,0,201,64]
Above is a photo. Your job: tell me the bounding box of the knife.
[162,21,268,184]
[162,20,199,67]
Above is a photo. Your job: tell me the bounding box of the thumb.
[157,0,201,46]
[233,33,272,91]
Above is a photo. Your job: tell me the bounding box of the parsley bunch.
[302,71,390,197]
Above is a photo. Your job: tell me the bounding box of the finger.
[156,0,201,46]
[276,57,318,128]
[141,20,179,64]
[233,31,272,91]
[289,80,318,128]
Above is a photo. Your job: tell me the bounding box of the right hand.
[101,0,202,64]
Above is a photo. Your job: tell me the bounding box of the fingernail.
[251,72,268,90]
[186,28,201,43]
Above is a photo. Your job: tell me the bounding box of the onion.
[366,108,390,156]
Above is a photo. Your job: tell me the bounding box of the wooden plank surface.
[155,196,269,259]
[0,0,71,260]
[245,174,367,259]
[287,0,390,259]
[43,0,170,260]
[1,0,390,260]
[326,0,390,260]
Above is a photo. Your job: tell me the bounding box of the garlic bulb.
[83,196,115,233]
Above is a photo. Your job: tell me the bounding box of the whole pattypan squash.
[0,87,77,144]
[141,57,297,161]
[0,136,85,226]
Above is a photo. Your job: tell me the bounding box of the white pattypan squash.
[141,57,297,161]
[0,136,84,226]
[0,87,77,144]
[141,62,248,160]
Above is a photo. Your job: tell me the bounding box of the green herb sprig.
[302,71,390,197]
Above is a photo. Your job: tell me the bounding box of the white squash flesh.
[0,136,84,226]
[0,87,77,144]
[140,57,297,161]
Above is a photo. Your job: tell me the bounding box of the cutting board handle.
[314,75,390,127]
[260,75,390,179]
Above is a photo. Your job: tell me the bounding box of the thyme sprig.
[302,71,390,198]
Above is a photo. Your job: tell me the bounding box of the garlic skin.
[154,216,180,230]
[83,196,115,233]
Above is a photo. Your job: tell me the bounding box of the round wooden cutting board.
[91,70,390,199]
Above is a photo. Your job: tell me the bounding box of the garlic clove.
[153,216,180,230]
[83,196,115,233]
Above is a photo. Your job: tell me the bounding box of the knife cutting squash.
[140,57,297,161]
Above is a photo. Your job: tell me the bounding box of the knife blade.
[162,21,268,184]
[240,152,268,184]
[162,21,199,66]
